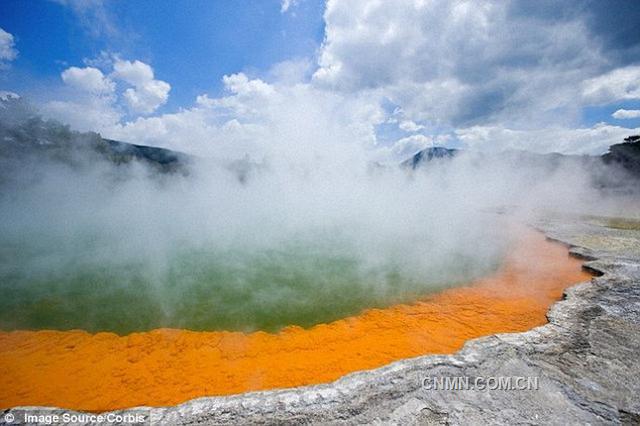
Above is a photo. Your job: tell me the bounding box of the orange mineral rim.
[0,229,591,411]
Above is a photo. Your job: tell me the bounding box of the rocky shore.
[2,215,639,425]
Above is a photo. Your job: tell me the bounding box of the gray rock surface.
[2,216,639,425]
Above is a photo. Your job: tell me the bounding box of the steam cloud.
[0,97,637,334]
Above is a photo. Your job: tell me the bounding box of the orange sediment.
[0,230,591,411]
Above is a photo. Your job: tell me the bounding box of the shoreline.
[0,228,590,412]
[3,215,638,424]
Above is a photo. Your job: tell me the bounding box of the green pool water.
[0,234,501,335]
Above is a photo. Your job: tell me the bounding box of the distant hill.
[0,93,190,174]
[401,135,640,195]
[403,136,640,176]
[96,138,189,173]
[400,147,457,169]
[602,135,640,179]
[2,92,639,188]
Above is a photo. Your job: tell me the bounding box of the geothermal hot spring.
[0,153,592,411]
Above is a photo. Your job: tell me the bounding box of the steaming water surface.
[0,154,518,335]
[0,230,502,334]
[0,230,592,411]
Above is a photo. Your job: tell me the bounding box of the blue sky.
[0,0,325,111]
[1,0,639,158]
[583,101,640,128]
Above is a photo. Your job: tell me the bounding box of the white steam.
[0,100,637,333]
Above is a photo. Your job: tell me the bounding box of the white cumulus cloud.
[46,58,170,131]
[113,59,171,114]
[0,28,18,68]
[35,1,640,158]
[457,123,640,155]
[398,120,425,133]
[313,0,609,128]
[390,134,433,158]
[583,65,640,104]
[61,66,115,94]
[104,73,384,163]
[612,109,640,119]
